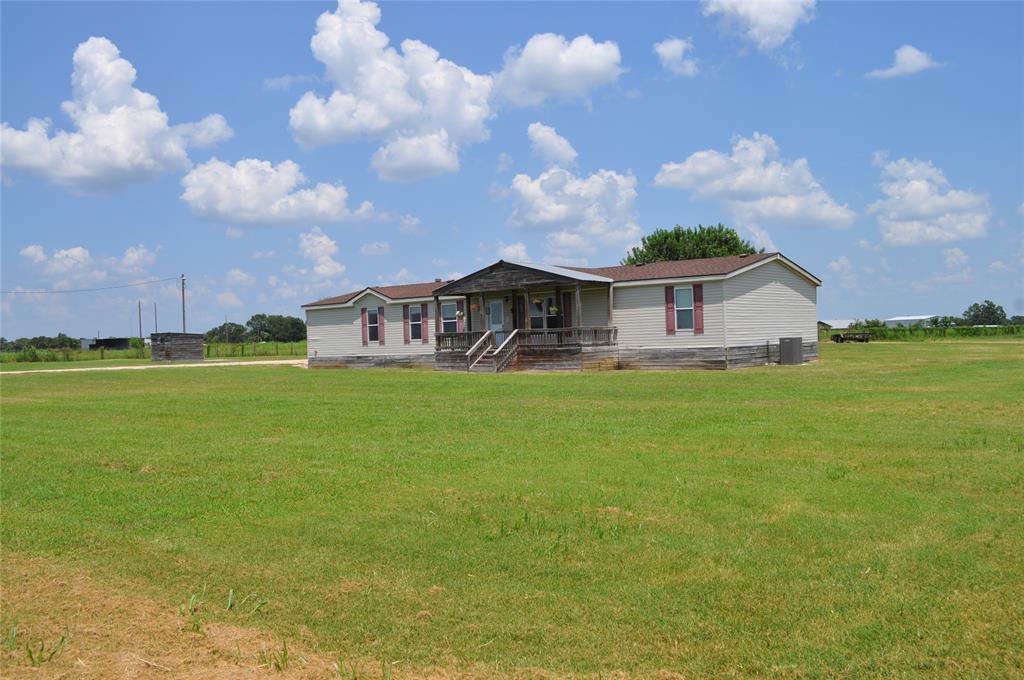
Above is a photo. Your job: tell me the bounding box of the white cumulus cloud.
[495,33,623,107]
[653,37,699,77]
[869,154,990,246]
[360,241,390,256]
[298,227,346,280]
[181,158,374,224]
[654,132,854,246]
[225,268,255,287]
[527,122,577,166]
[15,242,161,293]
[369,130,460,183]
[828,255,857,290]
[702,0,815,51]
[498,241,530,261]
[866,45,942,79]
[288,0,493,181]
[287,1,621,181]
[0,37,231,190]
[19,245,46,264]
[509,166,640,263]
[121,244,158,271]
[216,291,244,308]
[914,247,973,291]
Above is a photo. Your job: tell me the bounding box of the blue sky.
[2,0,1021,338]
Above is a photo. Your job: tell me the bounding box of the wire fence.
[819,325,1023,342]
[0,341,308,364]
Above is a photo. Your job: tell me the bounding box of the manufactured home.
[303,252,820,371]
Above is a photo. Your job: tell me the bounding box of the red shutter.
[360,307,368,346]
[664,286,676,335]
[378,306,385,345]
[421,303,429,344]
[693,284,704,335]
[456,300,465,332]
[403,304,411,344]
[561,291,573,329]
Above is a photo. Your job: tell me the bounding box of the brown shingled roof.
[568,252,778,282]
[304,252,817,308]
[303,280,449,308]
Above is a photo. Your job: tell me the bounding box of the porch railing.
[465,330,494,368]
[518,326,618,347]
[437,327,616,352]
[435,330,485,352]
[493,329,519,372]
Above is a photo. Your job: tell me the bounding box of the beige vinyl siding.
[723,260,817,346]
[580,287,610,326]
[305,292,435,358]
[612,281,725,348]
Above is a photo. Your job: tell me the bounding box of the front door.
[488,300,505,343]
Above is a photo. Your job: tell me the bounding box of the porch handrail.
[435,330,484,352]
[493,329,519,372]
[518,326,617,347]
[465,330,494,368]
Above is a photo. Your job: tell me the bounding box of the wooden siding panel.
[723,260,818,346]
[580,287,609,326]
[306,293,435,359]
[613,281,725,348]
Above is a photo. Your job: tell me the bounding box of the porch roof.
[433,260,612,296]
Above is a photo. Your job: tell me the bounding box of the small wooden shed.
[150,333,204,362]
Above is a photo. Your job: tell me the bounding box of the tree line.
[0,333,81,352]
[851,301,1020,328]
[1,314,306,352]
[204,314,306,343]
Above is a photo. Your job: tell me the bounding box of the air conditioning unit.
[780,337,803,365]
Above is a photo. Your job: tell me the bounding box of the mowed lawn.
[2,341,1022,677]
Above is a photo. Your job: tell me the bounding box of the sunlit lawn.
[2,340,1022,677]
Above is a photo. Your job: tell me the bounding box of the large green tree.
[204,322,247,343]
[244,314,306,342]
[962,300,1008,326]
[622,224,762,265]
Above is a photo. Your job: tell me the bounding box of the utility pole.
[153,302,158,334]
[180,274,187,333]
[138,300,144,358]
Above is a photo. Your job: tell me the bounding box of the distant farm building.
[819,319,855,331]
[87,337,133,350]
[885,315,937,328]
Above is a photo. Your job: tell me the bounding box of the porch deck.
[435,327,618,372]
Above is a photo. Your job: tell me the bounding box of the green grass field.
[2,341,1022,677]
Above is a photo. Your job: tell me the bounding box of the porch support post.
[522,288,531,329]
[607,284,614,326]
[574,282,583,328]
[433,295,441,346]
[465,295,472,332]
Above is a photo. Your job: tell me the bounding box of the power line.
[1,276,180,295]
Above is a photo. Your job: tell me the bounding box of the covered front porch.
[431,261,618,372]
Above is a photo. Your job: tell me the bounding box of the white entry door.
[488,300,504,333]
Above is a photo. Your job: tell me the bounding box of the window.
[366,308,380,342]
[441,302,458,333]
[409,306,422,341]
[529,296,562,329]
[674,287,694,330]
